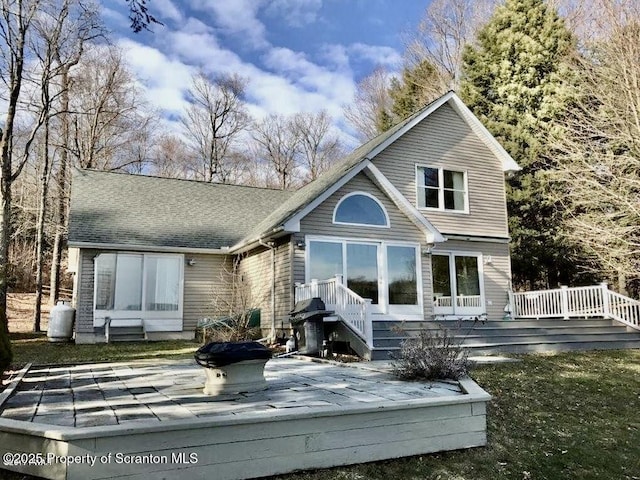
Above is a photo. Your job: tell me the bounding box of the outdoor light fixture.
[422,243,435,255]
[484,255,493,265]
[186,258,196,266]
[295,240,306,250]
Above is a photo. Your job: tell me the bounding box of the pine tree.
[461,0,578,289]
[376,60,444,131]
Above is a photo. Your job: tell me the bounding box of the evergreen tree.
[461,0,579,289]
[376,60,444,131]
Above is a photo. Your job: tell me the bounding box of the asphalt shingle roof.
[68,170,294,250]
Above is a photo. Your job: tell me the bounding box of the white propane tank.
[47,301,75,342]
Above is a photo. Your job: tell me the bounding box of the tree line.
[0,0,345,377]
[344,0,640,297]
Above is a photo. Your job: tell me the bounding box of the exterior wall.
[432,239,512,320]
[373,103,509,239]
[297,172,434,320]
[73,248,230,342]
[238,236,292,335]
[183,253,232,332]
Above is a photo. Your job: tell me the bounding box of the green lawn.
[274,350,640,480]
[2,339,640,480]
[7,332,200,367]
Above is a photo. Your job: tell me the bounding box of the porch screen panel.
[431,255,452,306]
[95,254,116,310]
[387,246,417,305]
[346,243,378,304]
[146,257,180,311]
[309,241,343,281]
[455,256,480,296]
[114,254,143,310]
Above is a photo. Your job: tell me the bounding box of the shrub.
[390,326,471,381]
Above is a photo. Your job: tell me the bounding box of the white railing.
[509,283,640,330]
[434,295,482,308]
[294,275,374,348]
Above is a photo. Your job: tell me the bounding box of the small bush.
[391,326,470,381]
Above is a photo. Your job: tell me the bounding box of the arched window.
[333,192,389,227]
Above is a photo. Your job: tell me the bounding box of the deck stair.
[370,317,640,359]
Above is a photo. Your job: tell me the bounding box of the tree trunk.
[49,67,71,306]
[33,119,51,332]
[0,142,11,334]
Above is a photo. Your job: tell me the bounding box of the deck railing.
[294,275,374,348]
[509,283,640,330]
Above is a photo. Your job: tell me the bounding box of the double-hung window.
[416,166,467,212]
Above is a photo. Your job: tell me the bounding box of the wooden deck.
[0,359,490,480]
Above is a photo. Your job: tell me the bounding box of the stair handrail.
[606,290,640,331]
[294,275,373,348]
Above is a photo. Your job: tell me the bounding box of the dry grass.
[7,293,52,333]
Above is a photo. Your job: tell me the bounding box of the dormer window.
[333,192,389,227]
[416,166,468,212]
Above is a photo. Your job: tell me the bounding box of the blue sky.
[101,0,430,145]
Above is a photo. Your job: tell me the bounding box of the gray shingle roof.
[68,169,294,250]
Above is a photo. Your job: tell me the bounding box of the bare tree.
[29,0,101,331]
[405,0,497,91]
[0,0,47,333]
[252,114,300,190]
[181,72,251,184]
[551,5,640,294]
[292,111,343,182]
[68,45,154,171]
[148,134,194,179]
[343,68,393,141]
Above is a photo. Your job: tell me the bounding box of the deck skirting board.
[0,387,489,480]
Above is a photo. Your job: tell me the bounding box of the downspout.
[259,238,277,341]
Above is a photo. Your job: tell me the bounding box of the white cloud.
[188,0,269,49]
[116,38,193,115]
[264,0,323,27]
[152,0,184,23]
[348,43,402,68]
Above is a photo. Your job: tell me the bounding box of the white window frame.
[332,192,390,228]
[305,235,423,319]
[431,251,485,317]
[93,252,185,332]
[415,165,469,214]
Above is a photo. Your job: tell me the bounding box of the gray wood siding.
[238,237,292,332]
[432,240,512,320]
[76,249,97,333]
[300,173,425,243]
[298,172,434,319]
[183,253,232,332]
[373,103,509,238]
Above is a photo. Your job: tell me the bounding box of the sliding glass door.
[307,238,421,316]
[432,253,483,316]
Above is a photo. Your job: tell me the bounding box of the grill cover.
[194,341,272,368]
[290,297,327,316]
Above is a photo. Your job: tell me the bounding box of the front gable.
[299,171,428,245]
[372,100,512,239]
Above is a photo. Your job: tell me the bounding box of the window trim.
[415,164,469,214]
[332,192,390,228]
[93,251,184,327]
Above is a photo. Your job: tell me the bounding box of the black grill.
[289,298,333,356]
